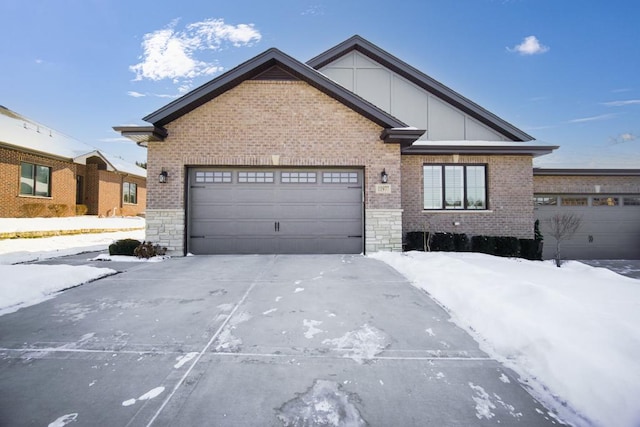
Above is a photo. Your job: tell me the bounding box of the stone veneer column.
[145,209,185,255]
[365,209,403,253]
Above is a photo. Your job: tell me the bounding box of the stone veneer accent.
[366,209,403,252]
[145,209,184,254]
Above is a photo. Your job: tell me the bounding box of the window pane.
[444,166,464,209]
[592,197,618,206]
[561,197,587,206]
[123,182,130,203]
[130,183,137,204]
[623,197,640,206]
[423,166,442,209]
[465,166,486,209]
[534,196,557,205]
[35,165,50,197]
[20,162,34,195]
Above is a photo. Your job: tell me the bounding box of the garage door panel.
[535,204,640,259]
[188,168,363,254]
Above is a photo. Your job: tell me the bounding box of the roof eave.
[533,168,640,176]
[113,126,167,147]
[380,128,426,144]
[308,35,534,142]
[402,144,559,157]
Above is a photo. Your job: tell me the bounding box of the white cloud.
[35,59,44,65]
[609,132,637,145]
[130,18,261,83]
[568,113,616,123]
[127,91,146,98]
[508,36,549,55]
[301,5,325,15]
[602,99,640,107]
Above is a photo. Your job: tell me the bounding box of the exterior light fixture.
[380,169,388,183]
[159,170,168,183]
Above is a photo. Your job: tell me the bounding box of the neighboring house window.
[123,182,137,204]
[20,162,51,197]
[423,165,487,210]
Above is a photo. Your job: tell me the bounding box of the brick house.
[116,36,638,258]
[0,106,146,218]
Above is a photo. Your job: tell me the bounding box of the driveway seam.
[141,255,276,427]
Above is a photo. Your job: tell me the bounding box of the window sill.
[123,202,138,206]
[422,210,493,214]
[19,194,52,199]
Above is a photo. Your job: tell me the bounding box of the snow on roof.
[0,106,145,178]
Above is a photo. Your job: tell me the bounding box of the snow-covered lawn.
[371,251,640,427]
[0,217,145,314]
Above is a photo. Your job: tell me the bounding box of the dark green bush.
[520,239,544,261]
[405,231,427,251]
[431,232,455,251]
[134,241,168,259]
[109,239,142,256]
[495,236,521,257]
[453,233,470,252]
[471,235,496,255]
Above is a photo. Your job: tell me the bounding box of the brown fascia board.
[533,168,640,176]
[402,143,559,157]
[142,48,409,131]
[308,35,534,142]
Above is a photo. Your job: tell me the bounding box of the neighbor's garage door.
[535,195,640,259]
[187,168,363,254]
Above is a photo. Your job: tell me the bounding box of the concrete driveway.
[0,255,566,426]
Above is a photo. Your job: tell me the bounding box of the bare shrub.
[543,213,582,267]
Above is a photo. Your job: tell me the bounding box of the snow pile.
[371,251,640,427]
[0,264,116,315]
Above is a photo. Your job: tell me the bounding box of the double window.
[123,182,137,204]
[20,162,51,197]
[423,165,487,210]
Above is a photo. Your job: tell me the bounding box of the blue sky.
[1,0,639,167]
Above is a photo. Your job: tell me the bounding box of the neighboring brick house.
[0,106,146,218]
[116,35,638,259]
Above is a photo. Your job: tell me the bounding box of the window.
[238,171,274,183]
[534,196,558,206]
[195,171,232,183]
[560,197,587,206]
[423,165,486,210]
[592,197,619,206]
[623,197,640,206]
[123,182,137,204]
[322,172,358,184]
[282,172,317,183]
[20,162,51,197]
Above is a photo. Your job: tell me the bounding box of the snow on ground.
[0,217,144,314]
[0,216,145,233]
[371,251,640,427]
[0,264,116,316]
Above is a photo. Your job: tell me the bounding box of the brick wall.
[534,174,640,194]
[148,80,402,252]
[95,171,147,217]
[402,154,535,239]
[0,146,77,217]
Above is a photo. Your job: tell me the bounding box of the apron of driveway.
[0,255,566,427]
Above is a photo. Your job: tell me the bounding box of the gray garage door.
[535,195,640,260]
[187,168,363,254]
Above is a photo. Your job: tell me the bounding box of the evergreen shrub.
[109,239,142,256]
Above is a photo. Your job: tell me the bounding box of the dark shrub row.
[405,231,543,261]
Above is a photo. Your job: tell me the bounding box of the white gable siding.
[320,51,507,141]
